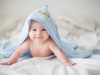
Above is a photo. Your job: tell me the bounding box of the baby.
[1,5,100,66]
[1,20,76,66]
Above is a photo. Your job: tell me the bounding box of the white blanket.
[0,56,100,75]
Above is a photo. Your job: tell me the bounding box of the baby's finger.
[6,62,11,66]
[71,62,76,66]
[1,62,10,66]
[68,63,73,66]
[1,62,6,65]
[4,62,8,65]
[67,62,76,66]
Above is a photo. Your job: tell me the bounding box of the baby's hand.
[63,61,76,66]
[1,62,12,66]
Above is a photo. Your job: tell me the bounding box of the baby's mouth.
[35,37,43,38]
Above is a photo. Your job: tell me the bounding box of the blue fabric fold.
[0,5,100,58]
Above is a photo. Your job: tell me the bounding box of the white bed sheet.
[0,55,100,75]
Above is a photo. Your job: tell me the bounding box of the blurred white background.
[0,0,100,23]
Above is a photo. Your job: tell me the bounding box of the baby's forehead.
[30,20,45,28]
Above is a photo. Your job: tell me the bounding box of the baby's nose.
[36,31,41,35]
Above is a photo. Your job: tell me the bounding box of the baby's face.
[29,20,49,43]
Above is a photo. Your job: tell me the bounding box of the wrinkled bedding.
[0,55,100,75]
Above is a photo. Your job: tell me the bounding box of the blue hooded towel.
[3,5,100,58]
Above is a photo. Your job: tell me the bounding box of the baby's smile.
[36,36,43,38]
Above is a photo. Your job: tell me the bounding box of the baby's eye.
[42,29,46,31]
[32,29,37,31]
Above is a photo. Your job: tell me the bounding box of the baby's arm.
[1,39,30,65]
[49,39,76,66]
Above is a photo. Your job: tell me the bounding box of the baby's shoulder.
[47,37,55,44]
[23,38,31,45]
[47,37,58,49]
